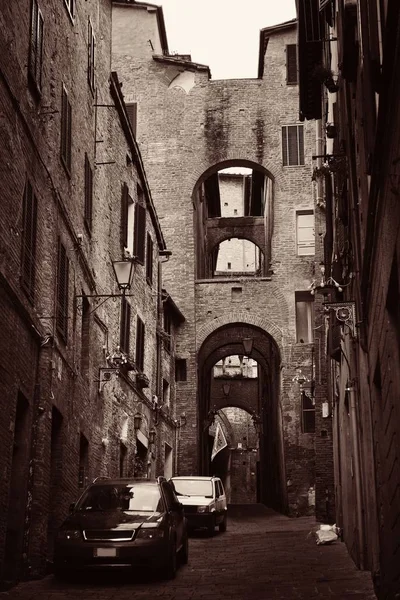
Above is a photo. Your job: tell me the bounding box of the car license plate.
[94,548,117,557]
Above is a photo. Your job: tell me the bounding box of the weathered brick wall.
[112,9,317,515]
[0,0,176,583]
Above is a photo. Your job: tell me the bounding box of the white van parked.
[170,476,227,535]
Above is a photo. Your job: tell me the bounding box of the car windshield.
[76,484,164,512]
[172,479,213,498]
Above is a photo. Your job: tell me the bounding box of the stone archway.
[197,322,287,513]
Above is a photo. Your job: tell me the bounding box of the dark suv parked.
[54,476,188,579]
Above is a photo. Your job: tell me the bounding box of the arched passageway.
[197,323,287,513]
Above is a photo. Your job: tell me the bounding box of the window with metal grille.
[61,85,72,173]
[135,315,145,372]
[146,233,153,284]
[84,154,93,231]
[120,296,131,355]
[296,211,315,255]
[21,179,38,300]
[133,202,146,264]
[78,434,88,488]
[282,125,304,166]
[56,240,69,341]
[64,0,75,20]
[87,19,95,93]
[126,103,137,137]
[301,391,315,433]
[286,44,298,84]
[295,291,314,343]
[29,0,44,92]
[175,358,187,381]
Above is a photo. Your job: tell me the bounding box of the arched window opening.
[214,238,262,277]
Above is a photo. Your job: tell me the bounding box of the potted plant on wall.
[312,64,339,93]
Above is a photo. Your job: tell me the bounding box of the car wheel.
[207,516,215,537]
[163,538,177,580]
[180,531,189,565]
[219,513,227,533]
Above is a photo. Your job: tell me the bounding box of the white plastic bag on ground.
[315,524,339,545]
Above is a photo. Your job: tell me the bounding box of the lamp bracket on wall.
[324,301,357,338]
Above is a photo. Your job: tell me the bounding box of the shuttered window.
[84,154,93,231]
[135,316,145,372]
[29,0,44,92]
[282,125,304,166]
[301,391,315,433]
[146,234,153,284]
[121,182,129,249]
[295,291,314,343]
[56,240,69,341]
[286,44,298,84]
[120,296,131,355]
[296,211,315,255]
[126,103,137,137]
[21,179,38,300]
[87,19,95,93]
[133,203,146,264]
[61,85,72,173]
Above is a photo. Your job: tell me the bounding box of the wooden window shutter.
[84,154,93,230]
[121,182,129,249]
[21,180,38,299]
[87,19,95,92]
[120,297,131,354]
[56,240,69,340]
[286,44,298,84]
[61,86,72,172]
[133,203,146,264]
[126,103,137,137]
[146,233,153,284]
[29,0,43,90]
[135,316,145,372]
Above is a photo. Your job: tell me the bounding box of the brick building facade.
[112,3,325,518]
[0,0,182,587]
[297,0,400,597]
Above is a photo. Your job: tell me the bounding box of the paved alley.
[0,506,377,600]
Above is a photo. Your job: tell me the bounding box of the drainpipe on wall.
[347,381,365,570]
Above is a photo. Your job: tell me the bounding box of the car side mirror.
[69,503,76,513]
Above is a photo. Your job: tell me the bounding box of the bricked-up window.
[296,211,315,255]
[282,125,304,166]
[286,44,298,84]
[56,240,69,341]
[61,85,72,174]
[301,391,315,433]
[135,315,145,372]
[295,291,314,343]
[64,0,75,20]
[21,179,38,300]
[87,19,95,93]
[146,234,153,284]
[175,358,187,381]
[28,0,44,92]
[126,103,137,137]
[120,296,131,355]
[133,203,146,264]
[84,154,93,232]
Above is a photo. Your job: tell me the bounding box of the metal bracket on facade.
[95,367,119,393]
[324,301,357,338]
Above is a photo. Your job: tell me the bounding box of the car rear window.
[172,479,213,498]
[76,484,164,512]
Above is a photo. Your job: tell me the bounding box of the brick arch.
[196,312,284,357]
[189,158,278,198]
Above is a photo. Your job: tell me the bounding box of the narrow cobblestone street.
[1,507,377,600]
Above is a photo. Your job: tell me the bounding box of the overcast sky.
[158,0,297,80]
